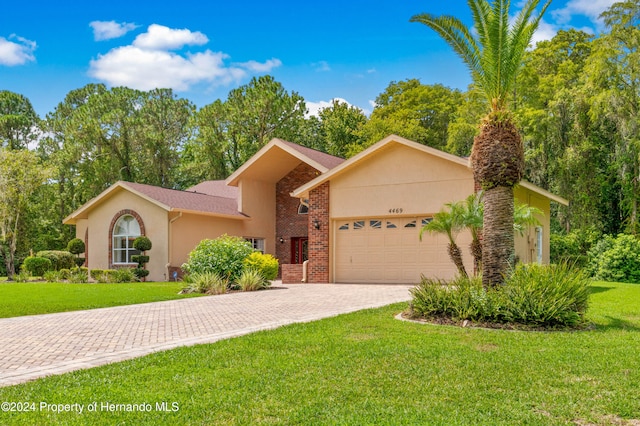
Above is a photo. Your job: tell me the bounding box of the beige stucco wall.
[168,212,245,269]
[330,144,475,218]
[237,179,277,255]
[82,190,169,282]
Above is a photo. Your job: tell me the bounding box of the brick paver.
[0,283,411,387]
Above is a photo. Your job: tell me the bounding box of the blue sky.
[0,0,617,117]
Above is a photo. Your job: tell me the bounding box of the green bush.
[237,268,269,291]
[14,270,30,282]
[66,238,85,255]
[501,264,590,326]
[74,258,86,268]
[68,267,89,283]
[181,272,228,294]
[409,264,590,328]
[131,255,149,265]
[550,227,600,267]
[36,250,75,271]
[58,269,71,280]
[588,234,640,283]
[43,270,60,283]
[133,236,152,252]
[23,256,53,277]
[243,252,278,281]
[112,268,137,283]
[133,268,150,280]
[182,235,254,281]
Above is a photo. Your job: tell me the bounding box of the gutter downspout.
[302,260,309,283]
[166,212,183,281]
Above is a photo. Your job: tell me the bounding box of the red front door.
[291,237,309,264]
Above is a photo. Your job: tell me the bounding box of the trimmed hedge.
[23,256,53,277]
[243,252,278,281]
[36,250,75,271]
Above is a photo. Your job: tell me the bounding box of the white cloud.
[312,61,331,72]
[0,34,36,66]
[88,24,282,92]
[306,98,371,118]
[90,21,139,41]
[236,58,282,72]
[530,19,561,46]
[133,24,208,50]
[551,0,618,28]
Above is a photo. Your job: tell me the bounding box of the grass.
[0,281,639,425]
[0,281,202,318]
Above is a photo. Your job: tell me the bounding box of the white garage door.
[334,217,456,284]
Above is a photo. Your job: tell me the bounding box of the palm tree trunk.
[470,238,482,275]
[448,243,468,278]
[482,186,514,287]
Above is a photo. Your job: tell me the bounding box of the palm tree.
[420,201,468,277]
[461,191,484,274]
[411,0,551,287]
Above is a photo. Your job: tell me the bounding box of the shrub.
[501,264,590,327]
[133,236,152,252]
[66,238,85,255]
[58,269,71,280]
[182,235,253,281]
[243,252,278,281]
[112,268,137,283]
[43,270,60,283]
[588,234,640,283]
[181,272,228,294]
[237,268,269,291]
[36,250,75,271]
[133,268,150,280]
[68,268,89,283]
[90,269,117,283]
[409,264,590,328]
[14,270,30,282]
[23,256,53,277]
[550,227,600,267]
[74,258,86,268]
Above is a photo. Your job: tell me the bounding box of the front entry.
[291,237,309,264]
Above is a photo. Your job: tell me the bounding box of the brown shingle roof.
[279,140,345,170]
[186,180,238,198]
[122,181,246,218]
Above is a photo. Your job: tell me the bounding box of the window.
[370,220,382,229]
[353,220,365,230]
[338,223,349,230]
[404,220,416,228]
[246,237,265,253]
[386,221,397,229]
[112,215,141,264]
[298,199,309,215]
[422,218,433,226]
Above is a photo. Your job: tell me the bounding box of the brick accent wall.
[308,182,330,283]
[275,163,320,265]
[108,209,146,268]
[281,264,304,284]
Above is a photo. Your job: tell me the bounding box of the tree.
[420,201,468,277]
[317,99,367,158]
[0,149,50,279]
[357,80,463,154]
[461,191,484,273]
[180,76,307,184]
[0,91,39,150]
[412,0,551,287]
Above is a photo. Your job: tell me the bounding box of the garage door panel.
[335,216,460,284]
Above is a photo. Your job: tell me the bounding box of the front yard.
[0,282,201,318]
[0,281,638,425]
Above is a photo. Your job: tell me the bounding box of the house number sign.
[388,208,403,214]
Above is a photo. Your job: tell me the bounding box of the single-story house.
[63,135,568,284]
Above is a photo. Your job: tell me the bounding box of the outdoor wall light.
[279,237,285,243]
[313,219,320,230]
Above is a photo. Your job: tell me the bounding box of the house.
[63,135,568,284]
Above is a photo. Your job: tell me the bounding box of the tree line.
[0,0,637,276]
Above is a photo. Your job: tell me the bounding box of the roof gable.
[291,134,568,205]
[63,181,247,224]
[226,138,344,186]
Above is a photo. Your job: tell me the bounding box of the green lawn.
[0,282,639,425]
[0,282,201,318]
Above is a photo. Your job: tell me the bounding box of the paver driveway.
[0,283,412,387]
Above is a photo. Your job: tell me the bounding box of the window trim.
[109,210,146,267]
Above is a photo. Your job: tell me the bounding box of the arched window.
[112,215,141,264]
